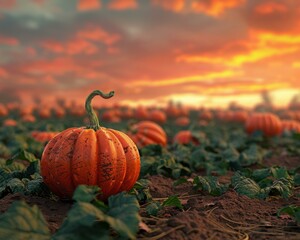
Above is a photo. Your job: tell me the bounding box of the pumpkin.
[245,112,282,137]
[166,101,180,118]
[175,116,190,126]
[41,90,140,200]
[102,109,121,123]
[135,106,149,120]
[0,104,8,117]
[22,114,36,123]
[38,107,51,119]
[3,119,17,127]
[199,110,212,121]
[127,121,167,148]
[31,131,59,142]
[149,110,167,124]
[54,106,65,118]
[173,130,200,145]
[281,120,300,133]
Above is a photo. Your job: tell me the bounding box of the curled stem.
[85,90,115,130]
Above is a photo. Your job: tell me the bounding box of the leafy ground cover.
[0,110,299,240]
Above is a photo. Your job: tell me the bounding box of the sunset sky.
[0,0,300,109]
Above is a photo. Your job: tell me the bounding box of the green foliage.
[193,176,229,196]
[277,205,300,223]
[146,195,183,216]
[0,201,50,240]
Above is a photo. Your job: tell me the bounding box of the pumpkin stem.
[85,90,115,130]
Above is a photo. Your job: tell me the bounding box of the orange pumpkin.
[281,120,300,133]
[22,114,36,123]
[127,121,167,148]
[199,110,212,121]
[245,113,282,137]
[135,106,149,120]
[0,104,8,117]
[175,116,190,126]
[31,131,59,142]
[41,90,140,200]
[3,119,17,127]
[149,110,167,124]
[173,130,200,145]
[38,107,51,119]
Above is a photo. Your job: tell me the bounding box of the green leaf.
[6,178,25,193]
[140,144,162,156]
[231,173,261,198]
[130,179,152,203]
[173,178,189,186]
[107,192,141,239]
[271,167,290,179]
[193,176,228,196]
[240,144,263,166]
[0,201,50,240]
[72,185,101,203]
[294,173,300,186]
[259,178,293,199]
[162,195,183,209]
[222,146,240,162]
[7,149,38,165]
[55,192,140,240]
[251,168,271,182]
[53,202,110,240]
[277,205,300,223]
[146,202,162,216]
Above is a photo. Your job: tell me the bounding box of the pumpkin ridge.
[53,129,82,197]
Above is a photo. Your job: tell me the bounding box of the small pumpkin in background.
[135,106,149,120]
[38,107,51,119]
[31,131,59,143]
[0,104,8,117]
[22,114,36,123]
[175,116,190,126]
[53,106,65,118]
[231,111,249,123]
[245,112,282,137]
[199,110,212,121]
[149,110,167,124]
[41,90,140,201]
[281,120,300,133]
[173,130,201,145]
[3,119,17,127]
[127,121,167,148]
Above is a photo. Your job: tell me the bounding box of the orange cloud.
[0,35,19,46]
[41,39,98,55]
[177,31,300,66]
[255,2,287,14]
[0,0,16,9]
[77,0,101,11]
[129,70,241,87]
[0,68,8,77]
[76,26,120,45]
[152,0,185,12]
[107,0,137,10]
[20,57,84,75]
[191,0,245,16]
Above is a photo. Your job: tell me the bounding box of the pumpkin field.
[0,91,299,240]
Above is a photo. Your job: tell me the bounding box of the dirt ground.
[0,157,299,240]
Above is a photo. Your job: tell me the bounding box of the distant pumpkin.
[245,113,282,137]
[175,117,190,126]
[173,130,200,145]
[149,110,167,124]
[127,121,167,148]
[281,120,300,133]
